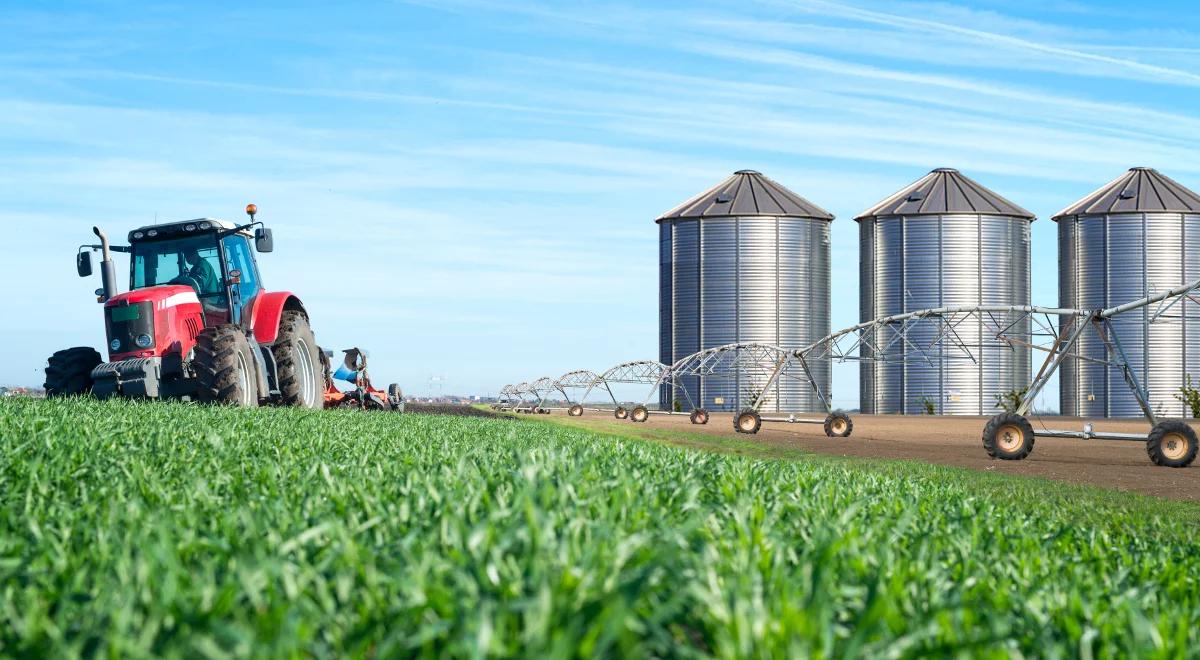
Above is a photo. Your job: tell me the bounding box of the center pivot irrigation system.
[502,277,1200,468]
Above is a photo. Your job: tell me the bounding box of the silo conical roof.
[656,170,834,222]
[1053,167,1200,219]
[855,168,1034,221]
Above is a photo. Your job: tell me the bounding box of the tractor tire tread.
[44,347,102,397]
[194,325,257,405]
[272,310,321,408]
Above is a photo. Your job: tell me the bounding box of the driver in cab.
[181,247,220,296]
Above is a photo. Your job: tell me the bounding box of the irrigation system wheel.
[614,406,628,420]
[568,404,584,417]
[630,405,649,423]
[823,411,853,437]
[1147,420,1198,468]
[689,408,709,425]
[982,412,1034,460]
[735,410,761,434]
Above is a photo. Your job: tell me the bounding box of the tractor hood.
[104,285,203,360]
[106,285,200,310]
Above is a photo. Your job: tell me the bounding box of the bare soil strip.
[545,410,1200,501]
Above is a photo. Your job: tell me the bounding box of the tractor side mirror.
[76,251,93,277]
[255,228,274,253]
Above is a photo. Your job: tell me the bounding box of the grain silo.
[658,170,832,412]
[858,168,1033,414]
[1056,167,1200,418]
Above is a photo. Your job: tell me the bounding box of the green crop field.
[3,398,1200,657]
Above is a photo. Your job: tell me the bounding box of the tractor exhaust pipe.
[93,226,118,302]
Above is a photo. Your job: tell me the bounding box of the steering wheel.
[168,273,203,293]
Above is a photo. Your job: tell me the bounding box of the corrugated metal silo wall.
[860,215,1031,414]
[1058,213,1200,418]
[659,216,830,412]
[659,222,673,409]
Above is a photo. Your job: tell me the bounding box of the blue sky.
[3,0,1200,406]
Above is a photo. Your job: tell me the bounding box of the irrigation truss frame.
[513,377,556,413]
[495,384,520,410]
[576,360,676,420]
[549,370,603,416]
[502,278,1200,466]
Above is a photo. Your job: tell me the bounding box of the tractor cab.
[126,217,271,328]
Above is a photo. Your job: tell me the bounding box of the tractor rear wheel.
[824,411,853,437]
[272,311,322,409]
[982,412,1034,460]
[194,325,259,407]
[1147,420,1198,468]
[44,347,102,397]
[735,410,761,434]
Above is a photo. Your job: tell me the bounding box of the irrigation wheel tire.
[631,405,649,423]
[982,412,1034,460]
[271,311,322,409]
[614,406,628,420]
[568,404,584,417]
[689,408,709,425]
[194,325,260,407]
[735,410,762,434]
[824,411,853,438]
[1147,420,1198,468]
[44,347,101,397]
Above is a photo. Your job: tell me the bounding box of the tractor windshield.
[131,236,224,298]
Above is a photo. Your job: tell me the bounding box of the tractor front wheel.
[44,347,102,397]
[272,311,322,409]
[194,325,260,407]
[1147,420,1198,468]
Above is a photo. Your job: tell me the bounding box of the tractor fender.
[250,292,307,345]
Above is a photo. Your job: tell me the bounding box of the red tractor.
[44,205,325,408]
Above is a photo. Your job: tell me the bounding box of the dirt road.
[545,409,1200,501]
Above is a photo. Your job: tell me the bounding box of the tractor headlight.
[147,229,158,237]
[135,333,153,348]
[184,224,196,232]
[199,221,211,230]
[110,338,121,352]
[132,231,144,239]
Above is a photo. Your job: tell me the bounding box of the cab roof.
[128,217,252,242]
